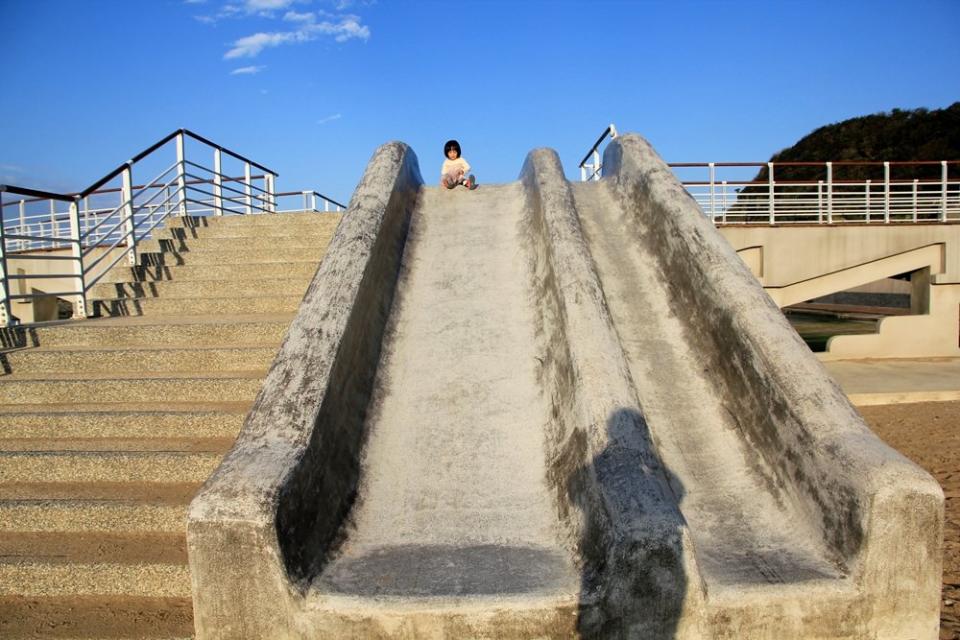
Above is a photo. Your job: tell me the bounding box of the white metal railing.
[575,128,958,226]
[0,129,346,326]
[578,124,618,181]
[671,161,960,225]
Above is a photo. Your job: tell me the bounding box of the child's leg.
[441,172,458,189]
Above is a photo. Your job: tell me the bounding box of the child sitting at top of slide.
[440,139,478,190]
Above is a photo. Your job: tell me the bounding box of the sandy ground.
[859,401,960,640]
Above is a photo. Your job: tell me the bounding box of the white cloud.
[317,113,342,125]
[225,31,306,58]
[244,0,294,10]
[230,65,266,75]
[224,14,369,58]
[283,10,314,22]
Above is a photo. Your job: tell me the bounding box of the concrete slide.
[187,136,943,638]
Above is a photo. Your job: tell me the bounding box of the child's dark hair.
[443,139,461,157]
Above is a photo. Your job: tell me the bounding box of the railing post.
[817,180,824,223]
[767,162,775,225]
[49,199,57,241]
[865,179,872,223]
[708,162,716,220]
[580,165,587,182]
[265,173,276,213]
[826,162,833,224]
[244,162,252,214]
[120,165,137,266]
[324,196,330,213]
[883,161,891,223]
[0,192,13,326]
[942,161,949,222]
[176,132,187,216]
[721,181,728,223]
[593,150,601,181]
[913,179,919,223]
[67,198,87,319]
[18,199,26,251]
[213,148,223,216]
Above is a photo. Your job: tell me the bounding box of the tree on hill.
[754,102,960,183]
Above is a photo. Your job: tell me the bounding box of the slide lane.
[572,179,842,588]
[312,183,579,602]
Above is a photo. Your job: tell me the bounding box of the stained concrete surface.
[188,138,943,639]
[312,183,578,601]
[573,180,841,588]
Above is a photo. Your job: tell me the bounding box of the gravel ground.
[859,401,960,640]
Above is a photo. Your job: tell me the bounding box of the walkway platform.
[827,357,960,406]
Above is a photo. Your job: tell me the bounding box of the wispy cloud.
[243,0,294,11]
[194,1,371,63]
[224,14,369,58]
[230,64,266,75]
[317,113,342,125]
[283,9,314,22]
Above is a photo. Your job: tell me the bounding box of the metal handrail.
[578,124,618,168]
[0,129,292,326]
[275,190,347,211]
[79,129,277,198]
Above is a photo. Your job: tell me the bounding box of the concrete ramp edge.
[602,134,943,638]
[187,141,423,639]
[519,148,710,637]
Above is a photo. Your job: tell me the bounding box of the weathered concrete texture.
[187,135,942,639]
[188,141,424,638]
[597,133,943,638]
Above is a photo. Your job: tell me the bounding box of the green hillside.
[755,102,960,183]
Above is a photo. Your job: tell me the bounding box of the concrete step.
[165,211,339,230]
[0,402,247,441]
[137,244,325,265]
[90,294,302,317]
[0,529,186,565]
[0,501,186,534]
[88,275,312,300]
[7,314,292,349]
[99,260,320,283]
[156,219,339,241]
[0,593,194,639]
[0,560,191,597]
[1,345,277,375]
[0,451,221,485]
[0,371,264,404]
[139,234,330,253]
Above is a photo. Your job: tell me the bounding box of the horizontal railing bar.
[670,160,960,168]
[0,185,74,201]
[5,272,77,280]
[7,290,81,300]
[2,232,78,244]
[1,174,263,209]
[182,129,276,175]
[275,191,347,209]
[4,253,80,261]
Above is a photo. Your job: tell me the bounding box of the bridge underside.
[723,223,960,358]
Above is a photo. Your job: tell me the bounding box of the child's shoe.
[466,174,478,190]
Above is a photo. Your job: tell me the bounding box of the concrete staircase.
[0,211,341,638]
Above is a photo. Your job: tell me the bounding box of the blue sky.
[1,0,958,204]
